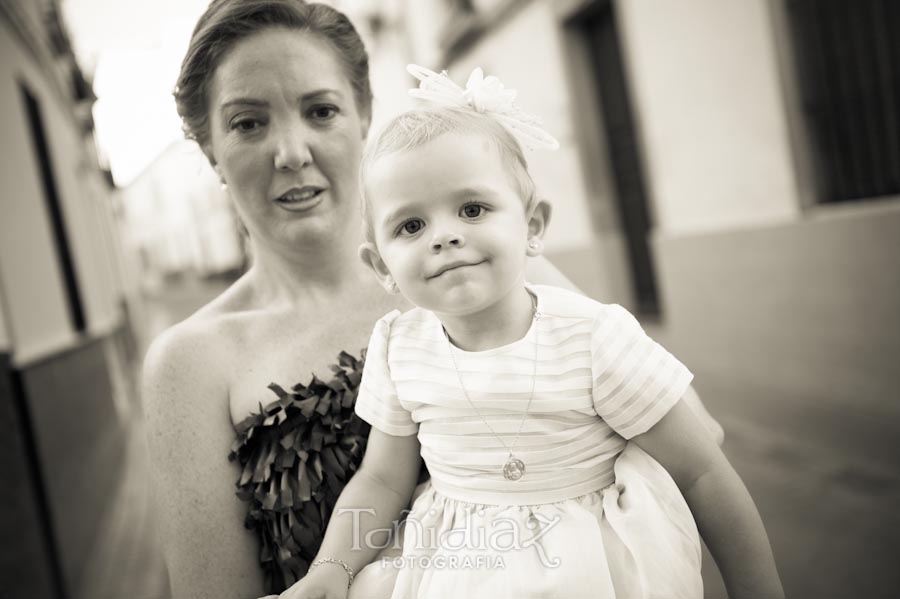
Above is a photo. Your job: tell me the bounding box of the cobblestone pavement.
[80,278,900,598]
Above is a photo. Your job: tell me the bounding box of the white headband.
[407,64,560,152]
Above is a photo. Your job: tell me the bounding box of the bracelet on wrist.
[309,557,355,586]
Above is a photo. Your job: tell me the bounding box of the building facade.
[374,0,899,595]
[0,0,134,595]
[116,139,246,291]
[388,0,899,451]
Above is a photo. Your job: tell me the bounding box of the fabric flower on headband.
[407,64,560,151]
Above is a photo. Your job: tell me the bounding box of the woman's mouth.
[274,187,326,211]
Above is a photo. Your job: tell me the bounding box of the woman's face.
[205,27,369,251]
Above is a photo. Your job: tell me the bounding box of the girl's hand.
[278,564,351,599]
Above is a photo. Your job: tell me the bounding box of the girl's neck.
[440,284,535,352]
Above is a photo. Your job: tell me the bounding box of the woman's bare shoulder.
[141,278,255,419]
[145,274,257,362]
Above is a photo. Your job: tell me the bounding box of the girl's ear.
[526,198,552,256]
[359,242,397,293]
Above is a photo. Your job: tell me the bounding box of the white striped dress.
[352,285,704,598]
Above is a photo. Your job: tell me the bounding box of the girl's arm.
[281,428,422,599]
[632,399,784,599]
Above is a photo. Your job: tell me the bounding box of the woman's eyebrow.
[219,90,343,112]
[302,89,343,101]
[220,98,269,110]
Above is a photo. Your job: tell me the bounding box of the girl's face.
[205,28,368,252]
[362,132,544,316]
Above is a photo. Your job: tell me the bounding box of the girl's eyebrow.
[450,185,500,200]
[381,203,416,229]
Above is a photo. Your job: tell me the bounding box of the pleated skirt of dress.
[350,443,702,599]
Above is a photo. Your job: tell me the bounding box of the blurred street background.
[1,0,898,597]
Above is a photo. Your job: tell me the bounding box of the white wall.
[42,97,121,336]
[616,0,800,235]
[0,18,122,364]
[404,0,451,70]
[119,140,244,284]
[0,19,79,364]
[0,291,10,352]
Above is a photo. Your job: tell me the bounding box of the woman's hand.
[278,564,351,599]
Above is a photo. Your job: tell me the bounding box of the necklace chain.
[444,292,540,480]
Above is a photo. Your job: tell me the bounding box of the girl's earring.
[385,277,399,294]
[526,238,543,256]
[220,180,228,192]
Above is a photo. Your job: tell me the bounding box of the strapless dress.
[229,351,371,594]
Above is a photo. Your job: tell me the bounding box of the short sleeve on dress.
[355,310,419,436]
[591,304,693,439]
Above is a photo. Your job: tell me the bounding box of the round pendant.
[503,457,525,481]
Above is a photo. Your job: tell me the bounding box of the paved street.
[79,278,900,598]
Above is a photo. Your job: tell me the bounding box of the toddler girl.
[283,65,782,599]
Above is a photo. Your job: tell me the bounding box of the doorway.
[572,1,659,315]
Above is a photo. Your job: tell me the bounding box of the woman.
[142,2,580,597]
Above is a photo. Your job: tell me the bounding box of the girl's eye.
[399,219,424,236]
[461,204,484,218]
[310,105,338,120]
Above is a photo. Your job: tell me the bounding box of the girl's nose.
[430,230,465,253]
[273,122,313,171]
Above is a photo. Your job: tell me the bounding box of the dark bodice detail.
[229,351,371,594]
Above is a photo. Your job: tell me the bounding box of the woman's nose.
[273,122,312,171]
[430,229,465,253]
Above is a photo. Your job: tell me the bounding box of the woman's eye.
[231,118,262,133]
[310,105,338,120]
[461,204,484,218]
[400,219,424,235]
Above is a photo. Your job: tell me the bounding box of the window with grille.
[785,0,900,204]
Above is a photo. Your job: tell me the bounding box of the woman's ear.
[359,242,398,293]
[526,198,552,257]
[204,148,225,184]
[201,143,215,166]
[360,114,372,141]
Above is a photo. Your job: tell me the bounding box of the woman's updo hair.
[174,0,372,149]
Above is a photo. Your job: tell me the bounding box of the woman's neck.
[246,233,369,307]
[440,284,535,352]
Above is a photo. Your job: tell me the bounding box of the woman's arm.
[632,399,784,599]
[143,325,265,598]
[281,428,422,599]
